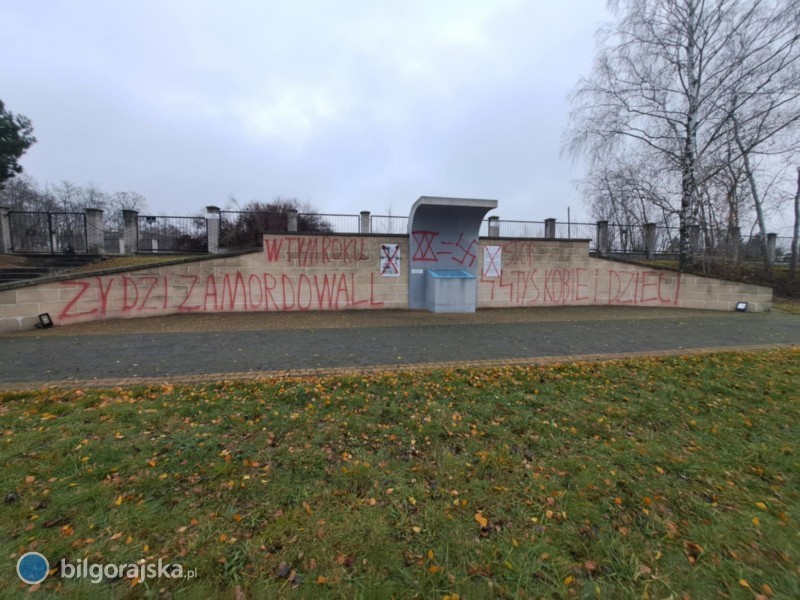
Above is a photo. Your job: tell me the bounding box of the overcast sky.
[3,1,609,222]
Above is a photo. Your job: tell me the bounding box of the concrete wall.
[476,239,772,311]
[0,234,407,332]
[0,234,772,333]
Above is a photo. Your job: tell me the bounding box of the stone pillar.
[767,233,777,266]
[596,220,609,254]
[206,205,220,254]
[544,218,556,239]
[727,226,741,261]
[644,223,657,259]
[360,211,371,234]
[690,225,701,256]
[0,206,11,254]
[85,208,105,255]
[122,210,139,255]
[286,209,298,233]
[488,216,500,238]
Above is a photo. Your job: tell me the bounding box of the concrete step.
[0,269,51,282]
[18,254,101,269]
[0,255,105,283]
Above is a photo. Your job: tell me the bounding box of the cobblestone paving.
[1,307,797,389]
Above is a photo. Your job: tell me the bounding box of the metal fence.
[8,211,88,253]
[137,215,208,253]
[104,231,125,254]
[5,208,795,265]
[773,237,796,262]
[304,213,360,233]
[553,222,596,244]
[219,211,361,248]
[492,219,546,239]
[370,215,408,235]
[219,211,287,248]
[605,223,652,254]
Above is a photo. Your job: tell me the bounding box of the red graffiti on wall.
[411,231,439,261]
[264,236,369,266]
[501,241,537,267]
[411,230,483,268]
[480,268,681,306]
[439,233,478,267]
[58,271,384,321]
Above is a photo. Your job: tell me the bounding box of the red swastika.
[440,233,478,267]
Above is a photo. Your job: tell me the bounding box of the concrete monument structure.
[0,196,774,332]
[407,196,497,312]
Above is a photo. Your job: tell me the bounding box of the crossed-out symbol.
[412,231,438,261]
[381,244,400,275]
[485,246,501,277]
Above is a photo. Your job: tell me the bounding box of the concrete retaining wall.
[476,239,772,311]
[0,234,772,333]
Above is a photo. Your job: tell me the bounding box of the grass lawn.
[1,349,797,599]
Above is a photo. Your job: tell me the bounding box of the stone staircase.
[0,255,103,284]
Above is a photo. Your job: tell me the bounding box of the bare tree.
[565,0,800,271]
[220,197,332,248]
[0,175,148,228]
[106,191,147,228]
[0,175,46,210]
[791,166,799,278]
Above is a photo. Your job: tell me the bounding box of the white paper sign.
[483,246,502,277]
[380,244,401,276]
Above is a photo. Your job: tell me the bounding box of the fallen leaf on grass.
[683,541,703,565]
[277,562,291,578]
[334,554,355,568]
[428,565,443,574]
[474,512,488,528]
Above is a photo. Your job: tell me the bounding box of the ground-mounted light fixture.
[735,302,748,312]
[36,313,54,329]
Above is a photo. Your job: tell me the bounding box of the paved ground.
[1,306,798,390]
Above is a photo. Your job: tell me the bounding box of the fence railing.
[219,212,360,247]
[301,213,360,234]
[8,211,88,254]
[104,231,124,255]
[219,211,287,248]
[496,220,546,239]
[2,209,796,265]
[370,215,408,235]
[137,215,208,253]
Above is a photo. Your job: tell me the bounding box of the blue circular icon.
[16,552,49,585]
